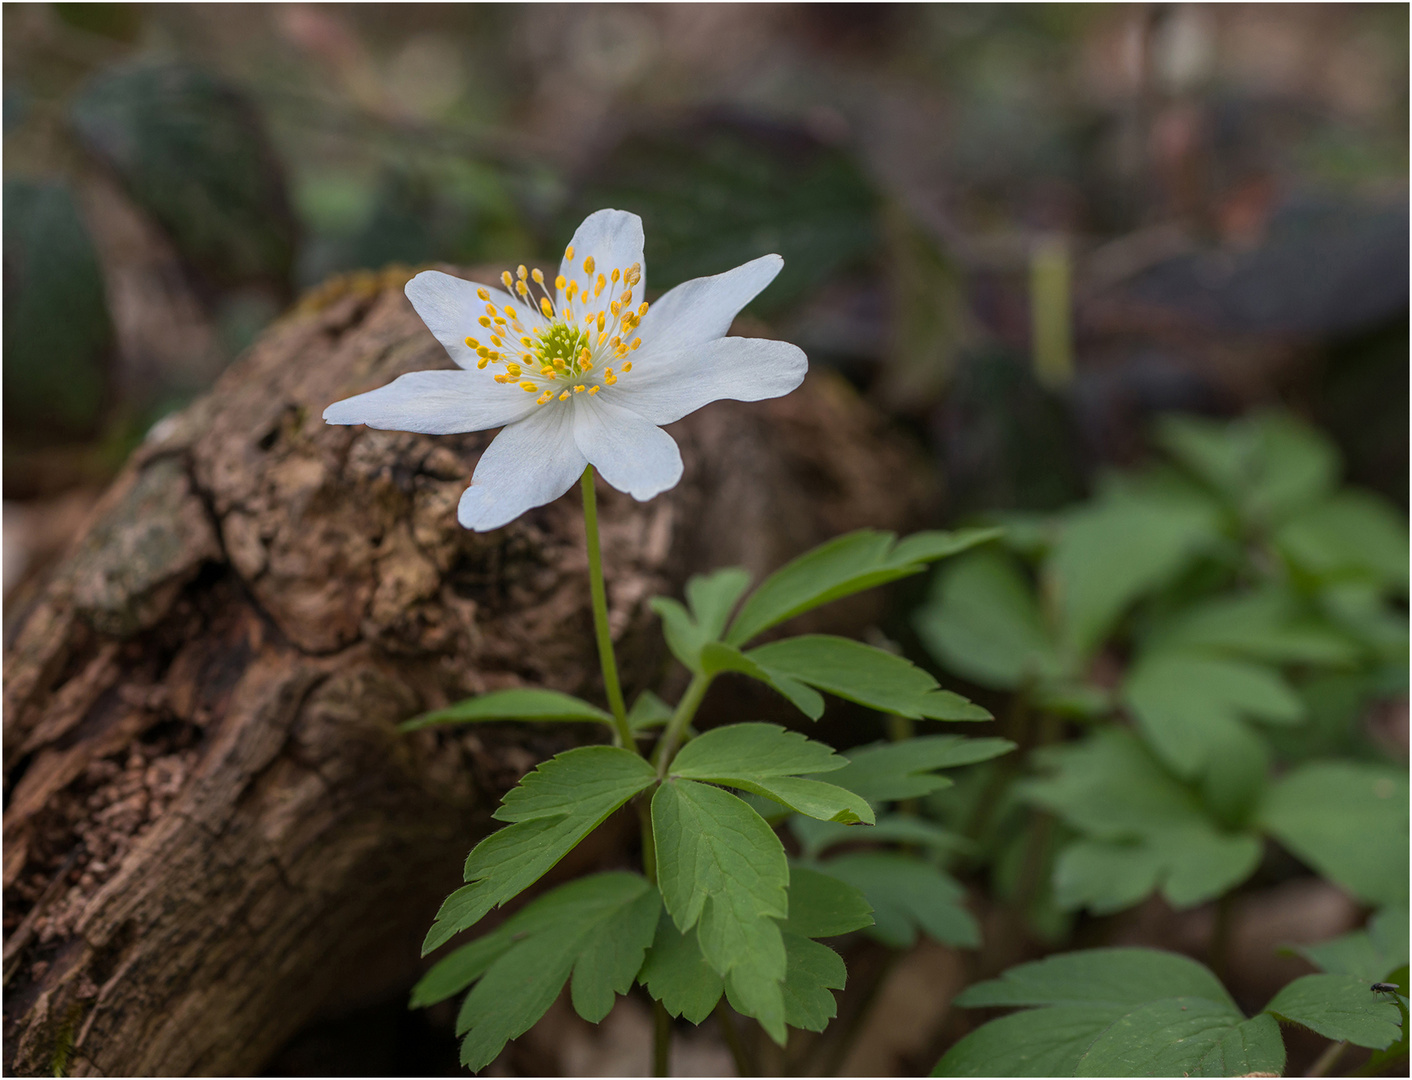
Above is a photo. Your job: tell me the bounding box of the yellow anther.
[605,373,618,385]
[493,374,507,383]
[566,281,579,299]
[476,287,489,301]
[621,289,633,307]
[583,255,595,273]
[515,280,529,297]
[611,268,620,284]
[520,381,537,392]
[565,244,575,261]
[626,264,641,285]
[477,357,489,369]
[501,271,513,289]
[541,365,555,376]
[597,312,606,332]
[554,274,566,291]
[595,273,606,295]
[464,336,478,348]
[610,301,621,316]
[506,364,521,376]
[573,384,585,393]
[638,301,649,316]
[630,338,642,350]
[521,336,533,346]
[485,303,497,316]
[531,268,544,285]
[579,348,591,364]
[554,358,567,370]
[503,306,515,318]
[493,318,506,327]
[610,337,621,348]
[559,390,571,401]
[537,392,553,404]
[540,297,554,317]
[587,385,600,395]
[490,335,502,346]
[622,361,633,372]
[517,265,528,281]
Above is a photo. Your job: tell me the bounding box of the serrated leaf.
[815,852,977,948]
[650,567,754,673]
[1075,1000,1283,1077]
[726,527,1000,647]
[1052,840,1163,916]
[639,914,723,1024]
[746,635,941,717]
[450,873,659,1072]
[1276,489,1409,592]
[627,690,673,733]
[782,866,874,938]
[725,952,789,1046]
[1123,652,1303,779]
[668,723,873,824]
[1292,907,1410,980]
[915,548,1063,691]
[652,779,789,986]
[831,736,1015,806]
[1264,973,1403,1049]
[700,642,824,719]
[917,689,994,721]
[933,1005,1123,1076]
[781,933,847,1032]
[1047,488,1221,657]
[958,947,1235,1010]
[401,688,613,731]
[1260,760,1409,906]
[432,747,654,951]
[413,916,514,1003]
[1150,589,1359,666]
[791,813,972,860]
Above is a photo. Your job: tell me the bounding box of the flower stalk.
[581,466,632,747]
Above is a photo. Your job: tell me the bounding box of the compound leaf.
[780,933,847,1032]
[700,642,825,719]
[745,635,940,717]
[639,914,723,1024]
[831,736,1015,806]
[815,852,977,948]
[782,866,874,938]
[402,688,613,730]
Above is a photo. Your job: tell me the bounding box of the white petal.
[571,394,682,502]
[558,209,646,309]
[632,254,782,359]
[405,270,544,370]
[323,370,539,432]
[608,336,807,426]
[458,404,585,531]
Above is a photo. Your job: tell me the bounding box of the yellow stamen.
[623,361,633,372]
[464,336,479,348]
[574,384,585,393]
[531,268,544,285]
[583,255,595,273]
[476,287,489,301]
[567,281,579,299]
[598,331,607,346]
[501,271,513,289]
[555,274,566,291]
[515,280,529,297]
[596,312,606,332]
[611,268,620,284]
[559,390,571,401]
[520,381,537,392]
[565,244,575,261]
[538,392,553,404]
[587,385,600,395]
[478,316,492,327]
[638,301,649,316]
[485,303,497,316]
[517,265,528,281]
[595,273,606,296]
[540,297,554,317]
[477,357,489,369]
[630,339,641,351]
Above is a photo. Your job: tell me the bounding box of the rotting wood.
[2,265,933,1077]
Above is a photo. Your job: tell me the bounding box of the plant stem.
[581,466,632,747]
[1307,1039,1348,1078]
[653,672,712,777]
[653,1000,673,1077]
[715,1001,754,1077]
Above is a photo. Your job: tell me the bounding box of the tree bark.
[2,266,932,1077]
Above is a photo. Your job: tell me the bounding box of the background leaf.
[1263,973,1404,1049]
[746,635,942,717]
[814,852,978,948]
[401,688,614,730]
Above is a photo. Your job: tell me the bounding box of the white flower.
[324,209,807,531]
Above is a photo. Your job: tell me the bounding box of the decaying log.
[2,266,933,1076]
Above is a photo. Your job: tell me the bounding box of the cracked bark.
[2,266,933,1077]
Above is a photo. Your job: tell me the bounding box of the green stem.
[653,672,712,777]
[581,466,632,747]
[653,1000,673,1077]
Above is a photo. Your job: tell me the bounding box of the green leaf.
[957,947,1235,1010]
[652,779,789,985]
[639,914,723,1024]
[700,642,825,719]
[726,527,1001,647]
[1047,488,1221,657]
[746,635,941,717]
[627,690,673,733]
[451,873,660,1072]
[1123,652,1303,779]
[1259,761,1409,906]
[917,689,994,721]
[914,549,1062,691]
[411,924,514,1007]
[814,852,978,948]
[1276,490,1409,592]
[1076,1000,1284,1077]
[782,866,875,938]
[1023,731,1262,913]
[650,567,754,673]
[724,955,789,1046]
[431,747,654,951]
[401,688,613,731]
[831,736,1015,806]
[1291,907,1410,981]
[781,933,847,1032]
[1149,589,1359,667]
[933,1005,1123,1076]
[791,813,972,860]
[668,722,873,824]
[1264,973,1403,1049]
